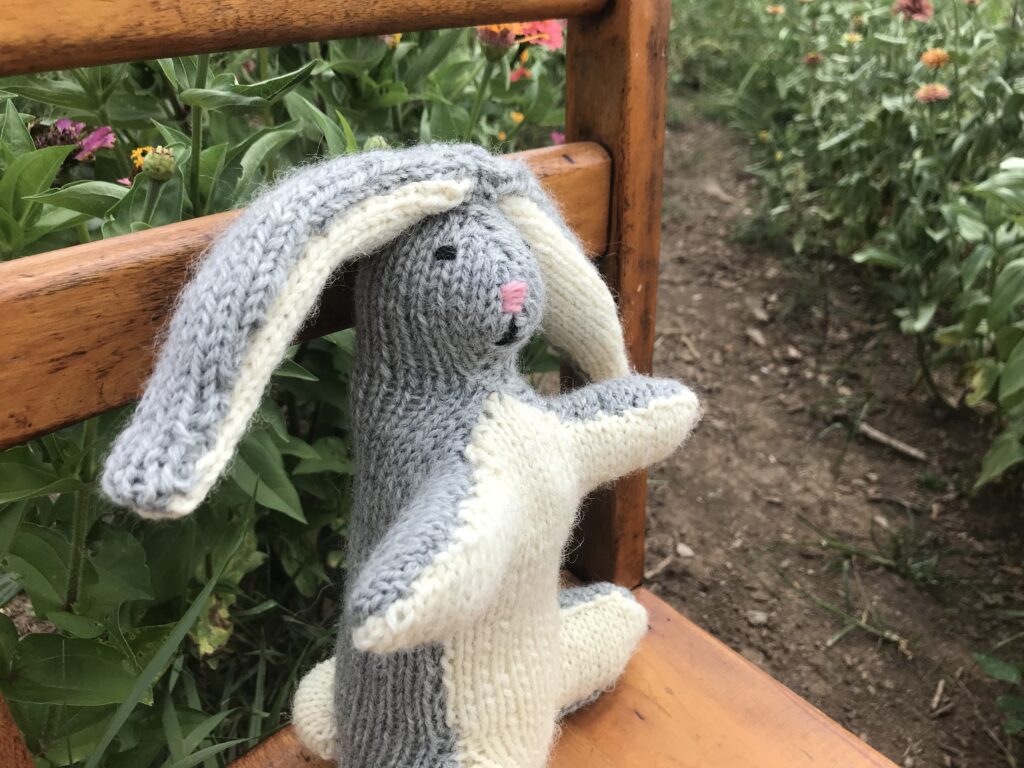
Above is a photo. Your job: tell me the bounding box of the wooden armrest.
[230,588,897,768]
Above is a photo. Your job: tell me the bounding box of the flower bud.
[363,135,390,151]
[142,145,175,182]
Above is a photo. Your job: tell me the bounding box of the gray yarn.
[100,145,688,768]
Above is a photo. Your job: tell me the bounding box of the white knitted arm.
[565,380,701,495]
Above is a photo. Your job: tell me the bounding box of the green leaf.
[975,652,1023,684]
[229,430,305,521]
[293,437,353,476]
[403,29,465,87]
[284,93,347,156]
[0,77,93,110]
[0,446,83,503]
[0,99,34,156]
[83,532,247,768]
[4,522,70,616]
[976,425,1024,488]
[46,611,106,639]
[198,142,228,213]
[273,357,319,381]
[1000,338,1024,410]
[77,525,154,618]
[335,110,359,154]
[234,123,301,200]
[163,738,248,768]
[899,302,937,334]
[179,62,315,111]
[852,246,903,269]
[967,358,1001,407]
[956,211,988,244]
[229,61,316,100]
[0,614,17,674]
[28,180,128,218]
[3,635,137,706]
[990,258,1024,328]
[962,244,995,290]
[155,56,199,91]
[0,145,76,223]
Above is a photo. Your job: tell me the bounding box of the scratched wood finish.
[228,589,898,768]
[0,143,610,449]
[0,695,33,768]
[1,0,607,77]
[563,0,672,588]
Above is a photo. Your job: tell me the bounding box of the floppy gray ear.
[497,182,630,383]
[102,147,480,519]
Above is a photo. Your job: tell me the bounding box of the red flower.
[892,0,934,22]
[510,66,532,82]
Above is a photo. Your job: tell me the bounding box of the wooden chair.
[0,2,900,766]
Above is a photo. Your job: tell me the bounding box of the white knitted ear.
[163,178,474,517]
[499,196,630,382]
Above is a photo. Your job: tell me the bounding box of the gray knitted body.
[100,145,701,768]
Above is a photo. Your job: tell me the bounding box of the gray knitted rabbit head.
[358,200,545,382]
[101,144,629,519]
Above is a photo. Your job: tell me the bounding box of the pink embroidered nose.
[500,281,529,313]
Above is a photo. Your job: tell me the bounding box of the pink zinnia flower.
[915,83,951,103]
[116,177,133,187]
[34,118,85,149]
[54,118,86,136]
[893,0,934,22]
[510,66,532,82]
[74,125,116,161]
[550,130,566,145]
[521,20,564,50]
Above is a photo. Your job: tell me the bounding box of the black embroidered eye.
[434,245,457,261]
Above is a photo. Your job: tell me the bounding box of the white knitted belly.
[443,584,562,768]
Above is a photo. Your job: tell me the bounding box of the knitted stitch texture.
[100,145,702,768]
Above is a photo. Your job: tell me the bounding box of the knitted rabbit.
[101,145,700,768]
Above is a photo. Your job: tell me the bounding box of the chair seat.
[230,589,897,768]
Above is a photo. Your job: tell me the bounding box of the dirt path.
[647,110,1024,768]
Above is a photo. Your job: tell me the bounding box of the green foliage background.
[0,29,563,766]
[670,0,1024,735]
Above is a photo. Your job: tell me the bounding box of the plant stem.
[464,59,496,141]
[141,177,162,224]
[258,48,270,81]
[189,54,210,217]
[64,418,97,611]
[951,0,964,131]
[76,221,91,244]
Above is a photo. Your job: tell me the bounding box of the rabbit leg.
[559,377,701,494]
[292,658,338,762]
[557,584,648,715]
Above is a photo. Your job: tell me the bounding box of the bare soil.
[647,108,1024,768]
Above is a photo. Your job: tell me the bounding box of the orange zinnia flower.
[915,83,951,103]
[803,51,824,65]
[765,4,786,14]
[920,48,950,68]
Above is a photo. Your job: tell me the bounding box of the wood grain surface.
[0,143,610,449]
[563,0,673,588]
[0,695,33,768]
[1,0,606,77]
[228,589,899,768]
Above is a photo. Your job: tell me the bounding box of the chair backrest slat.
[564,0,671,586]
[2,0,606,76]
[0,143,610,450]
